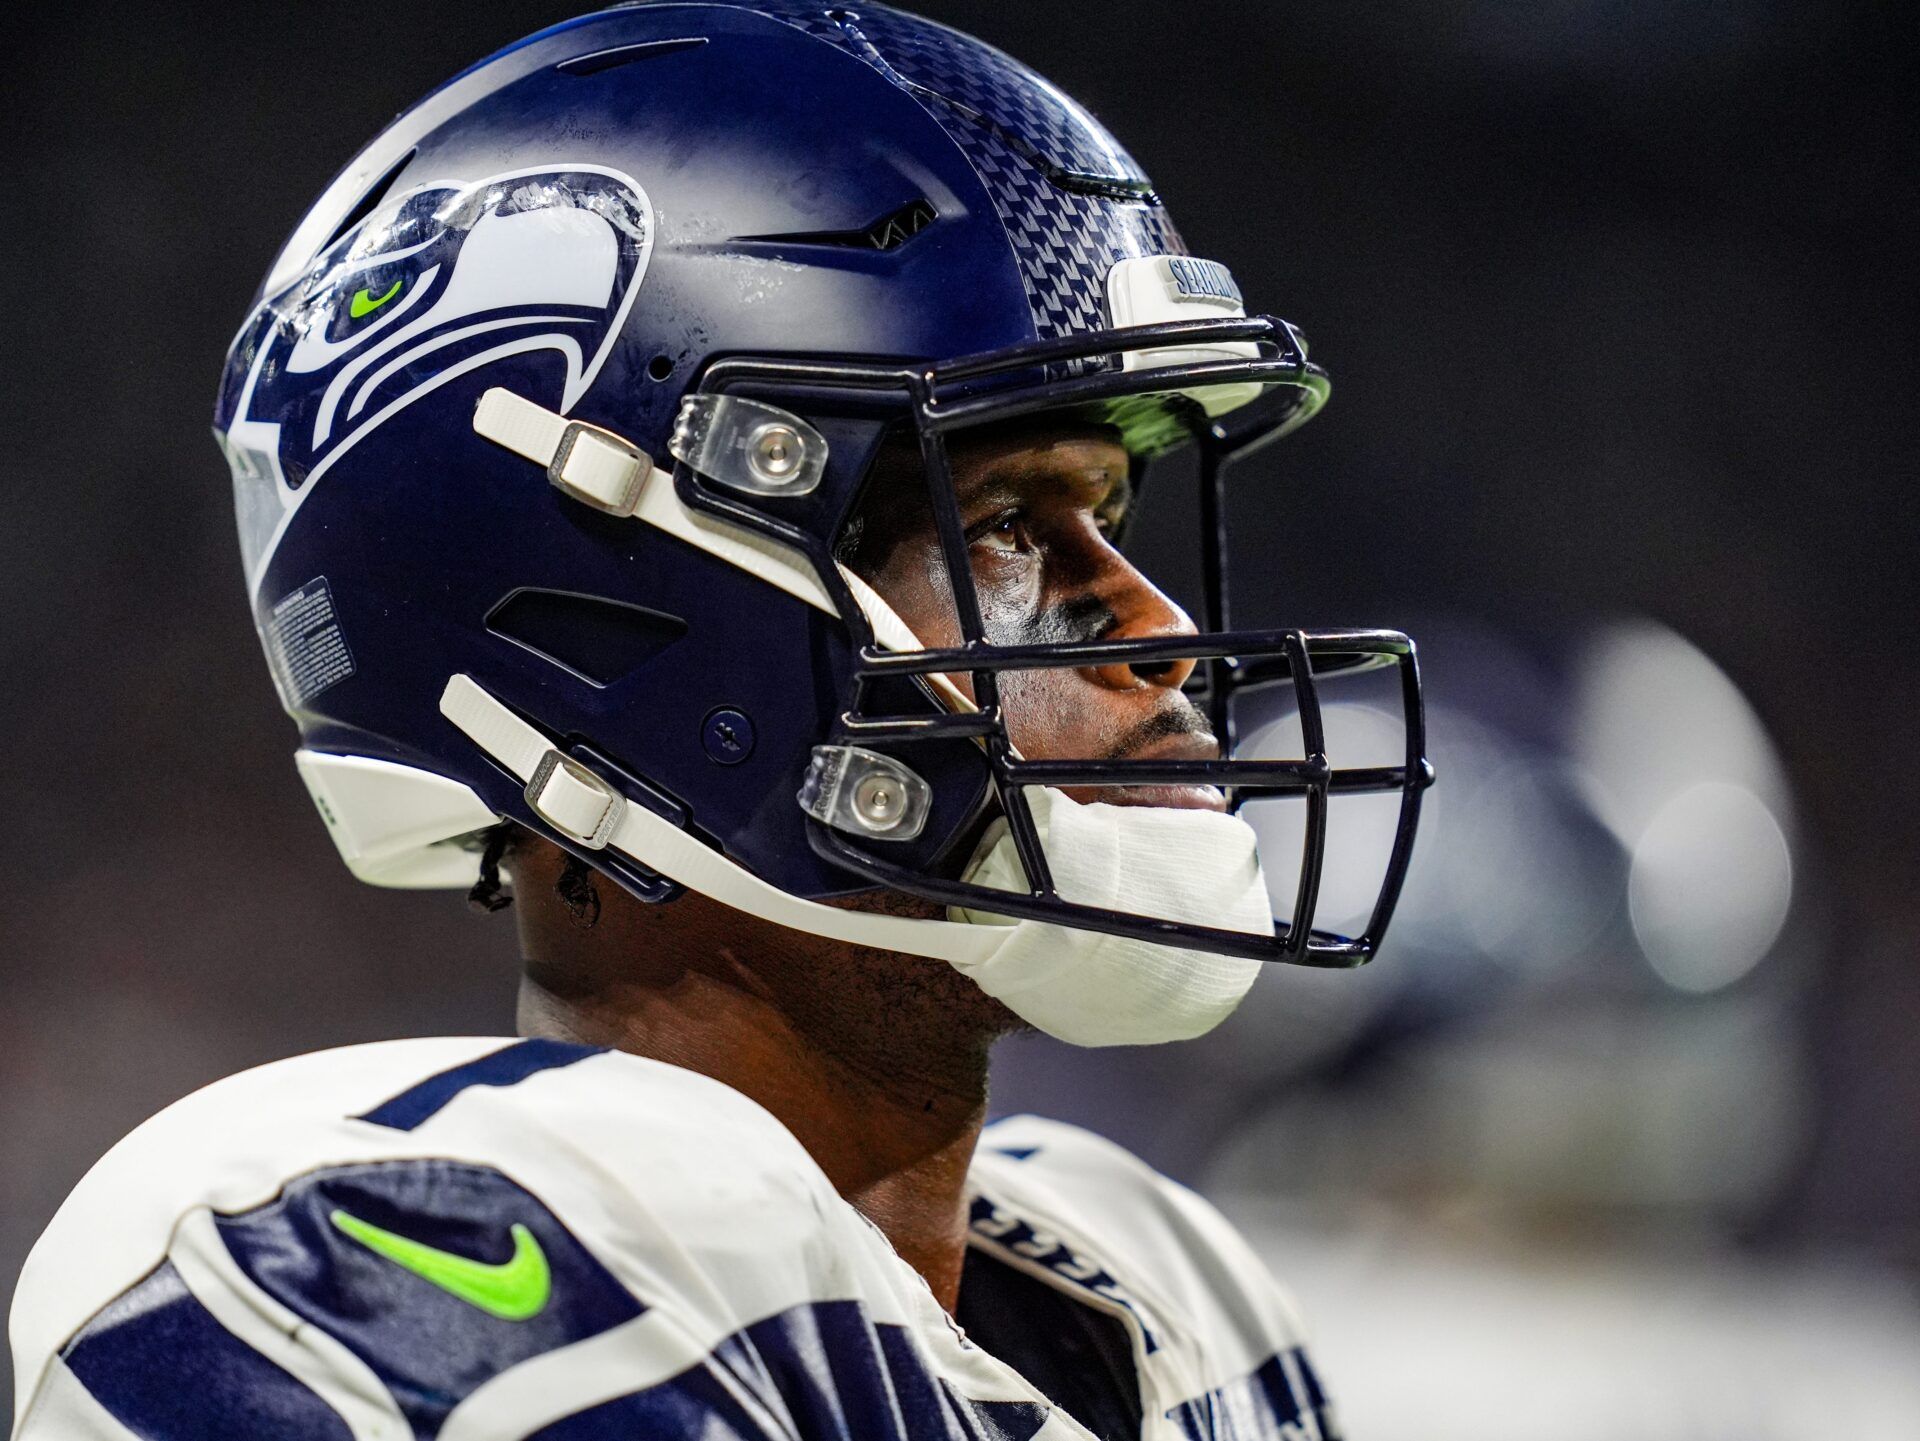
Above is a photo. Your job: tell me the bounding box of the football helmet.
[214,0,1429,967]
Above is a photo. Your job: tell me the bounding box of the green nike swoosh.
[329,1208,551,1321]
[349,279,403,318]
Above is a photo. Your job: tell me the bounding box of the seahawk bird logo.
[215,165,654,590]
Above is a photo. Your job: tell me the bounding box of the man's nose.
[1085,557,1200,692]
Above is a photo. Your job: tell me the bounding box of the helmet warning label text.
[264,577,355,711]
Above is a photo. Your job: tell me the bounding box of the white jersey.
[9,1038,1339,1440]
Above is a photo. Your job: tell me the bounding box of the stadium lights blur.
[1571,621,1796,993]
[1236,617,1795,994]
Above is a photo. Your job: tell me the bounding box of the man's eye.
[971,511,1031,554]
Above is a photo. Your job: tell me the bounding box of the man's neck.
[513,891,1000,1313]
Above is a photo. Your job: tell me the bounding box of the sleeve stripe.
[1165,1347,1338,1441]
[59,1262,352,1441]
[440,1311,770,1441]
[448,1299,1052,1441]
[352,1038,606,1131]
[170,1208,406,1441]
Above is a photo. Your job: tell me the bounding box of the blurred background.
[3,1,1915,1434]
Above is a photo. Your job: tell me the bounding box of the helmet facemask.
[674,312,1431,967]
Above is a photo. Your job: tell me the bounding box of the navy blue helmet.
[214,1,1429,967]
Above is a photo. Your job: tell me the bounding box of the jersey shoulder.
[10,1037,848,1435]
[972,1113,1311,1360]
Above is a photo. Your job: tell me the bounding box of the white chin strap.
[441,670,1274,1048]
[473,386,839,614]
[440,673,1003,968]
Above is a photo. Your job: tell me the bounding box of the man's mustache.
[1103,701,1216,762]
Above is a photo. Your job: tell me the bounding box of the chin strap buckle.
[474,387,653,517]
[525,749,624,849]
[439,674,627,848]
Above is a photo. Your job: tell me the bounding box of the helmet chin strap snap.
[473,387,654,516]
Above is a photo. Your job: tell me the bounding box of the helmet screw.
[852,772,905,831]
[702,707,756,766]
[747,422,803,485]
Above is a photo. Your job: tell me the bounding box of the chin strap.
[437,673,1002,965]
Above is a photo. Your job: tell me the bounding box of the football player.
[8,4,1429,1438]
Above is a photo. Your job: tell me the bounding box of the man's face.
[843,418,1224,811]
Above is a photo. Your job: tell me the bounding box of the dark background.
[3,1,1915,1430]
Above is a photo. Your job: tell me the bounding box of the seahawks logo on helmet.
[216,165,654,586]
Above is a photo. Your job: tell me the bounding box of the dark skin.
[507,418,1219,1313]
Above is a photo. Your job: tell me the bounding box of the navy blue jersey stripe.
[526,1338,775,1439]
[61,1260,351,1441]
[353,1038,605,1131]
[1167,1347,1337,1441]
[1291,1348,1343,1441]
[527,1299,1049,1441]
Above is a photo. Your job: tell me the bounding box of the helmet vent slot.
[735,197,938,253]
[486,588,687,688]
[557,37,709,77]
